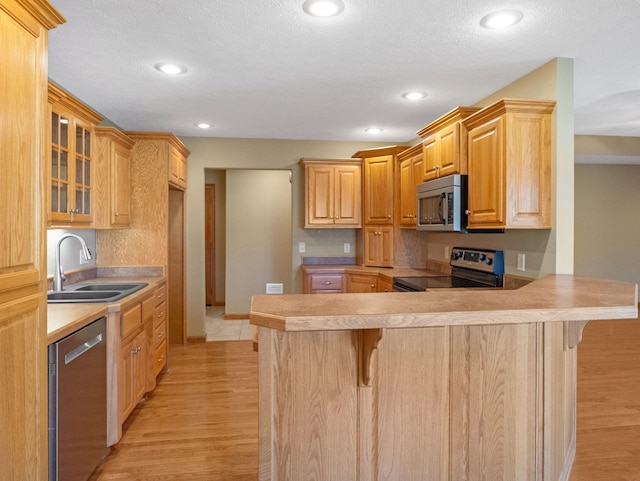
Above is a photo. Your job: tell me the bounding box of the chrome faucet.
[53,233,92,292]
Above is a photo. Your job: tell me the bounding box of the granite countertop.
[47,275,166,344]
[250,275,638,332]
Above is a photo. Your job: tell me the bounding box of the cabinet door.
[169,147,187,190]
[111,142,131,226]
[50,110,72,223]
[422,134,439,181]
[363,225,394,267]
[378,277,393,293]
[334,164,361,227]
[119,337,135,422]
[346,273,378,293]
[364,156,394,224]
[467,116,505,228]
[72,121,94,224]
[438,122,462,177]
[306,165,335,226]
[400,159,415,227]
[0,4,55,479]
[379,226,394,267]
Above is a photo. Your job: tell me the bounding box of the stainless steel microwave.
[416,174,467,232]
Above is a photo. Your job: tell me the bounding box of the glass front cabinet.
[48,82,104,227]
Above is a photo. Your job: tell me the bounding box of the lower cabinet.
[108,280,168,446]
[346,273,378,293]
[377,276,393,293]
[303,273,345,293]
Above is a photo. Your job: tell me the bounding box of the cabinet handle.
[158,312,164,318]
[158,355,165,363]
[179,176,185,180]
[465,210,471,215]
[157,293,164,300]
[158,331,165,338]
[322,281,333,285]
[132,346,141,355]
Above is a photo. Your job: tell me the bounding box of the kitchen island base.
[258,322,575,481]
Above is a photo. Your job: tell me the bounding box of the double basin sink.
[47,282,148,303]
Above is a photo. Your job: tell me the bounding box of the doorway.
[205,184,216,306]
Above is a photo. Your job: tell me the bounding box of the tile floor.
[205,306,254,342]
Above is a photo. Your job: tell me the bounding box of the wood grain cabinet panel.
[300,158,362,227]
[346,273,378,293]
[398,143,423,228]
[47,81,104,227]
[94,126,135,228]
[417,106,480,181]
[463,99,555,229]
[0,3,63,479]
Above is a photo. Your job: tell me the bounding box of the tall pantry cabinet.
[0,1,64,479]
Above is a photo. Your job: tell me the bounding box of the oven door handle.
[438,192,446,224]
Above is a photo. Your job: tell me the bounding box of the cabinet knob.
[158,355,165,363]
[158,312,164,318]
[370,284,375,288]
[114,212,119,217]
[465,209,471,215]
[179,176,185,181]
[387,215,391,219]
[158,331,165,338]
[322,281,333,285]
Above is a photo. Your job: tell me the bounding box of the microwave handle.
[438,192,446,224]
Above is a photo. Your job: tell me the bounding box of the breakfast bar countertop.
[250,274,638,332]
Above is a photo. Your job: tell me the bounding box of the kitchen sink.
[75,283,145,292]
[47,282,148,303]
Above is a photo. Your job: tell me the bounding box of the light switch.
[344,243,350,254]
[517,253,526,271]
[298,242,306,253]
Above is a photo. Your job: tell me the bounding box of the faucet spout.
[53,233,93,292]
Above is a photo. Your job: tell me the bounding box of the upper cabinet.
[169,144,188,190]
[300,158,362,228]
[398,144,423,228]
[48,82,104,227]
[417,107,480,181]
[463,98,556,230]
[94,127,135,228]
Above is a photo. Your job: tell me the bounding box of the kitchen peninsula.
[250,275,638,481]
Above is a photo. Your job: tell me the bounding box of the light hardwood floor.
[90,315,640,481]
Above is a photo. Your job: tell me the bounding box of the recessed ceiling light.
[480,9,523,29]
[402,91,427,101]
[365,127,383,134]
[303,0,345,17]
[154,63,187,75]
[195,123,211,129]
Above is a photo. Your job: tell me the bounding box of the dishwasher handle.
[64,334,104,365]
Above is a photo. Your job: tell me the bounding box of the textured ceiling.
[48,0,640,146]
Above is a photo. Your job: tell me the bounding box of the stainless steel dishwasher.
[48,317,107,481]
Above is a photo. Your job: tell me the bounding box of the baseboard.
[224,313,250,320]
[186,336,206,343]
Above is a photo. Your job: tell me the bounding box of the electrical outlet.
[517,253,526,271]
[344,243,350,254]
[266,283,283,294]
[444,246,451,260]
[298,242,306,253]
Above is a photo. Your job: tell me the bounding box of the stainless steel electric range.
[392,247,504,291]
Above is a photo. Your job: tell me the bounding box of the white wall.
[575,164,640,286]
[225,170,292,313]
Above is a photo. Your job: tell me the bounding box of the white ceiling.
[48,0,640,146]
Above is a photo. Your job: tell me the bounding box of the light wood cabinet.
[169,145,188,190]
[463,99,555,229]
[398,144,423,228]
[0,3,63,479]
[363,225,394,267]
[47,82,104,227]
[119,303,149,423]
[300,158,362,228]
[303,273,345,293]
[353,146,405,268]
[377,276,393,293]
[417,106,479,181]
[94,127,135,228]
[346,273,378,293]
[98,133,189,344]
[362,154,394,225]
[151,282,168,377]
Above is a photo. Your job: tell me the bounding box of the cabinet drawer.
[310,275,343,291]
[154,320,167,349]
[154,283,166,306]
[121,304,142,338]
[153,340,167,377]
[141,295,155,322]
[154,302,166,329]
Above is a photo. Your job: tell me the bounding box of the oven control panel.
[450,247,504,275]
